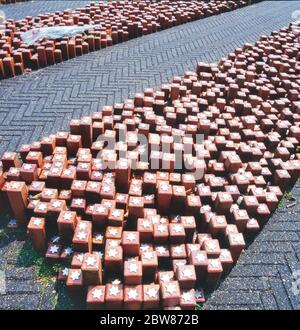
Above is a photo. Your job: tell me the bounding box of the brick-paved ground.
[0,1,95,20]
[0,1,300,309]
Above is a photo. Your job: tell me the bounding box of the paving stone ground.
[0,1,95,20]
[0,0,300,309]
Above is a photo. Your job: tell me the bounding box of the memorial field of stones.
[0,0,299,311]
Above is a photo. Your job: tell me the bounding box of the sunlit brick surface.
[0,18,299,309]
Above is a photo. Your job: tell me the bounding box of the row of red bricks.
[0,21,300,310]
[0,0,248,79]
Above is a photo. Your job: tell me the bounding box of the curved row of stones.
[0,0,249,79]
[0,21,300,310]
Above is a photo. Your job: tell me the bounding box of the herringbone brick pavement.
[0,1,94,20]
[0,0,300,309]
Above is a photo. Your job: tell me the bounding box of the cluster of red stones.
[0,0,248,79]
[0,21,300,310]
